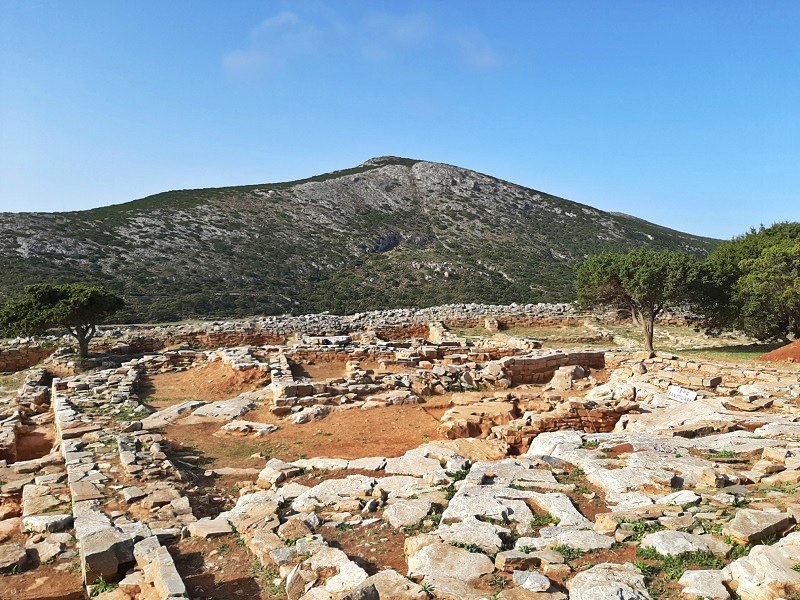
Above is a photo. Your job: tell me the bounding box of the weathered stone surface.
[383,498,431,529]
[442,487,534,534]
[21,484,61,516]
[187,517,232,538]
[144,544,187,598]
[407,542,495,600]
[640,531,730,557]
[347,457,388,471]
[349,569,426,600]
[0,517,21,542]
[541,528,615,552]
[435,516,510,555]
[277,516,314,540]
[81,528,135,582]
[291,476,376,512]
[308,546,369,594]
[122,486,146,503]
[513,570,552,592]
[219,420,278,436]
[678,570,730,600]
[0,542,28,571]
[496,550,539,572]
[722,509,795,545]
[384,453,442,477]
[140,400,206,429]
[187,392,259,421]
[28,538,62,564]
[22,514,72,533]
[567,562,651,600]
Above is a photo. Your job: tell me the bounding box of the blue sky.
[1,1,798,239]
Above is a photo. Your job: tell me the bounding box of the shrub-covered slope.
[0,156,718,322]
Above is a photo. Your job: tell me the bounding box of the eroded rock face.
[0,542,28,571]
[407,542,495,600]
[567,562,651,600]
[640,531,730,557]
[678,570,730,600]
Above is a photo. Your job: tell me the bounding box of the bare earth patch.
[141,360,270,407]
[166,399,451,469]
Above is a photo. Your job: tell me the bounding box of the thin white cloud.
[222,8,502,75]
[222,11,320,75]
[253,11,300,35]
[451,29,504,69]
[222,49,269,73]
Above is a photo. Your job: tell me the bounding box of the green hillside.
[0,156,718,322]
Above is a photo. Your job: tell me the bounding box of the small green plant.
[708,450,737,459]
[695,519,723,535]
[634,547,723,581]
[581,439,600,449]
[218,543,230,555]
[91,576,118,596]
[249,558,283,595]
[531,512,560,527]
[443,484,457,501]
[446,470,469,481]
[235,535,246,547]
[725,538,752,560]
[450,541,482,553]
[552,544,585,561]
[420,581,436,599]
[490,575,509,589]
[620,519,664,541]
[760,481,797,494]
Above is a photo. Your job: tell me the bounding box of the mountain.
[0,156,718,323]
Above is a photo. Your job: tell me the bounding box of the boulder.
[513,570,552,592]
[383,499,431,529]
[722,509,795,545]
[407,542,495,600]
[722,532,800,599]
[567,562,651,600]
[0,542,28,571]
[677,570,729,600]
[349,569,426,600]
[187,518,232,538]
[80,528,134,583]
[640,531,730,557]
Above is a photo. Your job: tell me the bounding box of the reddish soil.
[0,566,85,600]
[291,361,348,380]
[319,520,409,574]
[142,361,270,406]
[760,340,800,363]
[165,399,451,470]
[15,427,54,462]
[169,534,274,599]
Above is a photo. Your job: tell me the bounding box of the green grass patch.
[552,544,586,561]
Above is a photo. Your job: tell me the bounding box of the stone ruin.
[1,304,800,600]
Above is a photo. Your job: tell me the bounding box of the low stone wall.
[0,345,56,372]
[498,399,639,452]
[642,355,798,388]
[501,351,606,385]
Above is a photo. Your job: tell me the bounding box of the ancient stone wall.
[501,351,606,385]
[0,345,56,372]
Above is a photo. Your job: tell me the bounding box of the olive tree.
[0,284,125,358]
[575,249,700,354]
